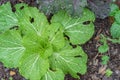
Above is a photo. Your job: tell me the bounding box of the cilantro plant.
[0,2,95,80]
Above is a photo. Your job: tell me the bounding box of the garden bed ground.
[0,0,120,80]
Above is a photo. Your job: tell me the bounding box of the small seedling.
[98,34,109,53]
[101,55,110,65]
[105,69,113,77]
[98,34,110,65]
[9,77,13,80]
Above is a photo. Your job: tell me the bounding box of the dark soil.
[0,0,120,80]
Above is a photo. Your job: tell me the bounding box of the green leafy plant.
[109,3,120,44]
[101,55,110,65]
[110,22,120,39]
[105,69,113,77]
[0,2,95,80]
[103,3,120,44]
[110,3,119,16]
[98,34,110,65]
[98,34,109,53]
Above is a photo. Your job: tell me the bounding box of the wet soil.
[0,0,120,80]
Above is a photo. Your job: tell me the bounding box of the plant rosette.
[0,2,95,80]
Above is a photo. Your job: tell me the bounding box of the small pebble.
[10,71,16,76]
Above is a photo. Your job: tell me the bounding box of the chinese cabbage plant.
[0,2,95,80]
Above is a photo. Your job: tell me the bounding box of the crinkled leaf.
[115,11,120,24]
[0,2,18,33]
[110,3,119,16]
[0,30,25,67]
[19,54,49,80]
[110,22,120,38]
[15,3,49,36]
[51,8,95,44]
[50,44,87,78]
[46,23,65,51]
[41,69,64,80]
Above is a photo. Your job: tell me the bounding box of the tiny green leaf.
[105,69,113,77]
[98,44,109,53]
[101,55,109,65]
